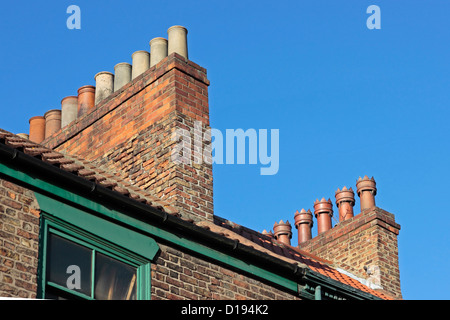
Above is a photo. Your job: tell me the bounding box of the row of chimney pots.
[18,27,377,250]
[23,26,188,143]
[266,176,378,246]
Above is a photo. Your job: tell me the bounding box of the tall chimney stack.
[273,220,292,246]
[335,186,355,222]
[41,27,214,222]
[29,116,46,144]
[314,198,333,234]
[356,176,377,211]
[294,209,314,244]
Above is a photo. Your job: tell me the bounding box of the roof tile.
[0,128,179,215]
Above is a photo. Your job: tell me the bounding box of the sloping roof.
[0,128,392,300]
[0,129,179,214]
[210,216,393,300]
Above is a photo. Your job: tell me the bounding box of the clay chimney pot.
[44,109,62,139]
[262,229,274,238]
[167,25,188,60]
[114,62,132,92]
[313,198,333,234]
[77,85,96,117]
[273,220,292,246]
[356,176,377,211]
[28,116,46,144]
[61,96,78,128]
[294,209,314,243]
[16,133,29,140]
[150,37,168,67]
[335,186,355,222]
[94,71,114,105]
[131,50,150,80]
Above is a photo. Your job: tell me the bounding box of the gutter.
[0,142,381,300]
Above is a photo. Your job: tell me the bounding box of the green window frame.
[39,214,152,300]
[36,193,160,300]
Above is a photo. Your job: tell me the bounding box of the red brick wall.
[43,53,213,222]
[298,207,402,299]
[0,180,40,298]
[151,243,298,300]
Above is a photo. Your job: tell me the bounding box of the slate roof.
[0,128,392,300]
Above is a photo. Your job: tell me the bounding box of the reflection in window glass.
[46,234,92,296]
[94,252,137,300]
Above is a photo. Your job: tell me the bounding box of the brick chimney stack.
[40,26,213,223]
[335,186,355,222]
[314,198,333,234]
[273,220,292,246]
[294,209,313,243]
[299,176,402,298]
[356,176,377,211]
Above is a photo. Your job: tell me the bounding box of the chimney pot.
[77,85,96,117]
[16,133,29,140]
[150,37,168,67]
[167,25,188,60]
[44,109,62,139]
[114,62,132,92]
[131,50,150,80]
[61,96,78,128]
[28,116,46,144]
[262,229,274,238]
[294,209,314,243]
[313,198,333,234]
[273,220,292,246]
[335,186,355,222]
[356,176,377,211]
[94,71,114,105]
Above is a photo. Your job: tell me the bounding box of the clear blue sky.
[1,0,449,300]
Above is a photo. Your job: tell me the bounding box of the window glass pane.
[94,252,137,300]
[47,233,92,296]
